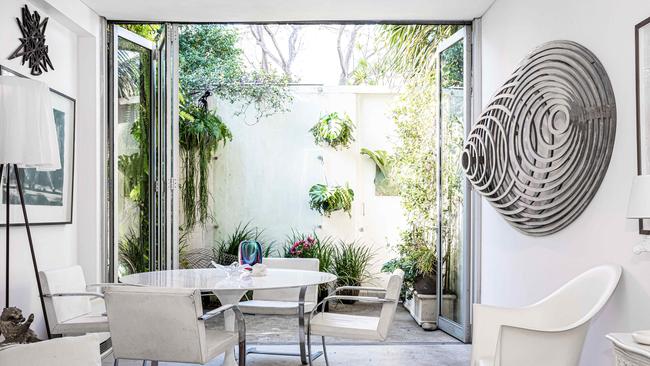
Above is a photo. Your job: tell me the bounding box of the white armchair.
[471,264,622,366]
[104,286,246,366]
[39,266,110,337]
[0,334,102,366]
[307,269,405,366]
[238,257,319,363]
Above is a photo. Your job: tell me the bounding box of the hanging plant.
[361,148,399,196]
[179,93,232,230]
[308,183,354,217]
[309,112,355,150]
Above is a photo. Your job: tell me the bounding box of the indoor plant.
[308,183,355,217]
[309,112,355,150]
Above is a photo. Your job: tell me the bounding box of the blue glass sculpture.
[239,240,263,266]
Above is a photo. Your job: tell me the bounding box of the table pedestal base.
[213,290,247,366]
[247,347,323,365]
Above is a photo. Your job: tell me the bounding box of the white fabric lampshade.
[627,175,650,218]
[0,76,60,170]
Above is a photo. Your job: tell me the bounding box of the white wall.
[480,0,650,365]
[202,86,403,277]
[0,0,101,337]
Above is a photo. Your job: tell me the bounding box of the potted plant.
[333,241,374,304]
[382,228,443,329]
[308,183,354,217]
[309,112,355,150]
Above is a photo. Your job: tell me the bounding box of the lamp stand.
[2,164,51,339]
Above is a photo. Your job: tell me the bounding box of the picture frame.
[0,65,76,225]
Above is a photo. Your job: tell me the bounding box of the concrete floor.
[104,344,471,366]
[102,304,471,365]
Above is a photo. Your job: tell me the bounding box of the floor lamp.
[0,76,61,339]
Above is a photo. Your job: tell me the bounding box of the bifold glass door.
[107,24,179,281]
[436,26,472,342]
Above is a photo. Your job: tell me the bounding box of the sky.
[230,24,387,86]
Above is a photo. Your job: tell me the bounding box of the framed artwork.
[0,65,76,225]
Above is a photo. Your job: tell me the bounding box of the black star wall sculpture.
[8,5,54,76]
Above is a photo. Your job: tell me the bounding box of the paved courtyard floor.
[103,303,471,365]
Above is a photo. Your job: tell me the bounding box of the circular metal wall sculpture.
[461,40,616,236]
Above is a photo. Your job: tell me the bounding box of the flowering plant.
[288,235,317,257]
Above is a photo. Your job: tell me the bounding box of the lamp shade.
[0,76,60,170]
[627,175,650,218]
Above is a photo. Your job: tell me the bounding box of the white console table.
[607,333,650,365]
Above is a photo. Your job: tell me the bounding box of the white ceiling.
[80,0,494,22]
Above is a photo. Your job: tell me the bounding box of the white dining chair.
[104,285,246,366]
[307,269,404,366]
[238,257,320,363]
[39,265,110,337]
[471,264,622,366]
[0,334,102,366]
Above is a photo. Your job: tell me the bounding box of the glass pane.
[439,38,465,323]
[116,37,152,276]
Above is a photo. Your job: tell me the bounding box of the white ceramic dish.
[633,330,650,345]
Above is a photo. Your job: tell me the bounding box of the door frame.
[101,21,481,309]
[106,24,179,280]
[435,24,473,342]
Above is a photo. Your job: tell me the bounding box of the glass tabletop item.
[239,240,262,266]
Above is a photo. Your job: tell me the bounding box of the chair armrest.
[198,304,246,343]
[44,292,104,299]
[199,304,235,321]
[86,283,141,290]
[332,286,386,294]
[495,325,586,366]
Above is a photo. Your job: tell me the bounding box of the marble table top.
[120,268,337,291]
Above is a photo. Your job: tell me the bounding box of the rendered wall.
[480,0,650,364]
[201,86,404,278]
[0,0,101,337]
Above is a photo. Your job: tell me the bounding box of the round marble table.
[121,268,337,366]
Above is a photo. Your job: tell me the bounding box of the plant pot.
[413,274,436,295]
[403,289,457,329]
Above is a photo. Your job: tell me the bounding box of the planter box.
[403,290,456,328]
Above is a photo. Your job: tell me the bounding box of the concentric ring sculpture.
[461,40,616,236]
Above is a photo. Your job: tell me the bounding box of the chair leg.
[151,361,158,366]
[322,336,330,366]
[299,310,308,364]
[307,327,313,366]
[113,359,119,366]
[238,341,246,366]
